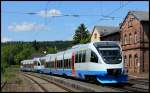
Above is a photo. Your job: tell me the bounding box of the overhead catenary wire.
[2,1,132,30]
[2,10,121,18]
[86,1,131,29]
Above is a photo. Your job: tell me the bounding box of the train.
[20,41,128,84]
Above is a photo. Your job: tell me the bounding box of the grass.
[1,65,20,83]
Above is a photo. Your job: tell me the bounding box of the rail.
[22,72,73,92]
[20,72,149,92]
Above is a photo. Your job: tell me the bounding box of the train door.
[72,51,76,76]
[63,52,65,74]
[55,57,57,74]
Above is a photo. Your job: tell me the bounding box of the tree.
[32,40,39,51]
[73,23,90,44]
[47,47,56,54]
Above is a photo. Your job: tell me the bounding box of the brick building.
[120,11,149,76]
[90,10,149,76]
[90,26,119,42]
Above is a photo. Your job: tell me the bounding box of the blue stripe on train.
[96,75,128,83]
[23,67,127,84]
[40,69,107,78]
[39,68,127,83]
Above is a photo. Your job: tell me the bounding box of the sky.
[1,1,149,42]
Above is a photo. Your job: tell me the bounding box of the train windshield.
[93,42,122,64]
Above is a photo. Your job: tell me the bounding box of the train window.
[38,62,40,66]
[68,59,70,68]
[67,59,69,68]
[59,60,61,68]
[58,60,59,68]
[69,59,71,68]
[46,63,48,68]
[58,60,60,68]
[64,59,65,68]
[64,59,66,68]
[90,51,98,63]
[51,62,53,68]
[66,59,69,68]
[60,60,61,68]
[44,63,46,67]
[54,61,56,69]
[56,60,58,68]
[57,60,59,68]
[49,62,52,68]
[79,51,82,63]
[82,50,86,62]
[52,62,53,68]
[41,60,44,65]
[48,62,50,68]
[61,60,63,68]
[66,59,68,68]
[57,60,58,68]
[75,52,78,63]
[34,61,37,66]
[50,62,52,68]
[70,59,72,68]
[60,60,62,68]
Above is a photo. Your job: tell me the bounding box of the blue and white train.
[20,41,128,84]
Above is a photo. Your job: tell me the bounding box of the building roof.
[129,10,149,21]
[120,10,149,28]
[94,26,119,36]
[102,30,119,37]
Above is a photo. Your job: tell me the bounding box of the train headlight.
[118,58,121,60]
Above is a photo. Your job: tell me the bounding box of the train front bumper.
[96,74,128,84]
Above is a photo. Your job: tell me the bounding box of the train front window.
[94,42,122,64]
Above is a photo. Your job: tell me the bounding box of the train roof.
[21,59,33,64]
[46,54,56,57]
[33,57,40,61]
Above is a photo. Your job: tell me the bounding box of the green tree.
[15,46,36,64]
[47,47,56,54]
[32,40,39,51]
[73,23,90,44]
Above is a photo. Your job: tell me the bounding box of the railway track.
[24,72,125,92]
[1,81,7,91]
[22,73,48,92]
[125,78,149,92]
[102,78,149,92]
[21,72,149,92]
[129,78,149,85]
[21,72,73,92]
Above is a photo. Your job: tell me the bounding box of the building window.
[134,54,138,67]
[94,33,97,39]
[134,32,138,43]
[128,18,134,28]
[129,55,132,68]
[124,34,127,45]
[129,33,132,44]
[124,55,127,67]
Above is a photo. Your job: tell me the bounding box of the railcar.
[40,54,56,74]
[20,41,128,84]
[20,59,34,72]
[33,57,44,73]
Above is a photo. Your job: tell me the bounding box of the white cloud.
[1,37,12,42]
[8,22,47,32]
[38,9,62,17]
